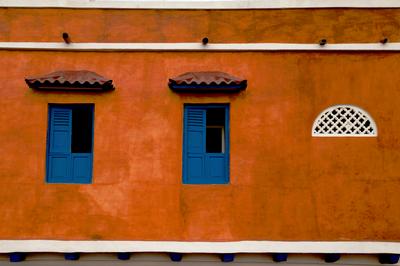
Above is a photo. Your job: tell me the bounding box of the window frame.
[182,104,230,184]
[46,104,95,184]
[206,125,225,153]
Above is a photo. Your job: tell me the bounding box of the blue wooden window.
[183,104,229,184]
[46,104,94,184]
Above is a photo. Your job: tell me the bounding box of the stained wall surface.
[0,8,399,241]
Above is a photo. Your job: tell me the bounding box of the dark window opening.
[206,108,225,153]
[71,105,93,153]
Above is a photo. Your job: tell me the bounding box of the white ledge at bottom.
[1,42,400,52]
[0,240,399,254]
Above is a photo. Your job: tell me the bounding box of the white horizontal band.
[1,42,400,51]
[1,0,400,9]
[0,240,399,253]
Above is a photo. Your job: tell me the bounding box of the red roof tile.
[168,71,247,92]
[25,70,114,91]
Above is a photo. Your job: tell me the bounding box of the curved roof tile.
[169,71,247,92]
[25,70,114,91]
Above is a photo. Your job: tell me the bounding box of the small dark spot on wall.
[91,234,103,240]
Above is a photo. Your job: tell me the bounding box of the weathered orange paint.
[0,9,400,241]
[1,8,400,43]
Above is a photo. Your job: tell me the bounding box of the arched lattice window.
[312,105,377,137]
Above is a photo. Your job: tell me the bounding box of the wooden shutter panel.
[205,153,227,183]
[183,107,206,184]
[71,154,92,184]
[47,107,73,183]
[49,108,72,153]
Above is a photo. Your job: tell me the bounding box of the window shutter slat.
[47,107,73,183]
[184,107,206,183]
[49,108,72,153]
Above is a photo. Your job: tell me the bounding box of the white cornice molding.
[1,0,400,9]
[0,42,400,51]
[0,240,399,253]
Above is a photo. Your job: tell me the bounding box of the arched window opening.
[312,105,377,137]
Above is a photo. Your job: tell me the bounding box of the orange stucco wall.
[1,8,400,43]
[0,8,400,241]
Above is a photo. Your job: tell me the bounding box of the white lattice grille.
[312,105,377,137]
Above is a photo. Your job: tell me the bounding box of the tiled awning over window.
[25,70,114,91]
[168,71,247,92]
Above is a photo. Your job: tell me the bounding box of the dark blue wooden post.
[169,253,183,262]
[117,252,131,260]
[379,254,400,264]
[64,253,80,260]
[325,253,341,263]
[9,253,26,262]
[220,253,235,262]
[272,253,288,262]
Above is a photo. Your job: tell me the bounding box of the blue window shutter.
[47,107,73,183]
[47,105,94,184]
[71,153,93,184]
[206,154,226,183]
[183,107,206,184]
[183,105,229,184]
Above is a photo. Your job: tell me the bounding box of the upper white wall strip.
[1,42,400,52]
[1,0,400,9]
[0,240,399,253]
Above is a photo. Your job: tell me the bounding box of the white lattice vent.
[312,105,377,137]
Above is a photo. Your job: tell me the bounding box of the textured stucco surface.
[0,9,400,43]
[0,8,399,241]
